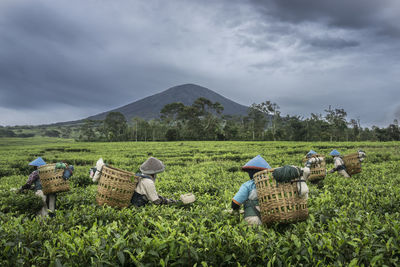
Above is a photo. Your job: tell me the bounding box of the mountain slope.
[87,84,249,121]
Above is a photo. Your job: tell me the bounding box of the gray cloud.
[249,0,400,37]
[395,106,400,122]
[0,0,399,127]
[308,37,359,50]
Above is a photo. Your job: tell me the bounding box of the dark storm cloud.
[239,0,399,55]
[0,0,399,127]
[0,0,189,111]
[308,38,359,50]
[0,1,107,109]
[249,0,400,38]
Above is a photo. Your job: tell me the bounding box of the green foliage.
[160,97,224,140]
[0,127,16,137]
[69,174,92,188]
[0,190,43,217]
[4,99,400,141]
[0,140,399,266]
[103,112,128,141]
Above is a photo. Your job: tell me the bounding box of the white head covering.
[140,157,165,174]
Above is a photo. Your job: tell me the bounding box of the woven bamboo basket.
[302,154,326,182]
[254,169,308,225]
[343,153,362,176]
[96,165,138,208]
[38,164,70,195]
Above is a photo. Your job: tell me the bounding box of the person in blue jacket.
[231,155,271,225]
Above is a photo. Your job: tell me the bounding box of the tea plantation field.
[1,138,400,266]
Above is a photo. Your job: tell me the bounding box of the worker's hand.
[20,184,31,190]
[224,209,242,215]
[167,198,178,204]
[17,187,28,194]
[224,209,236,215]
[329,169,335,173]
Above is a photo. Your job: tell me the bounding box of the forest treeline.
[2,97,399,141]
[77,97,399,142]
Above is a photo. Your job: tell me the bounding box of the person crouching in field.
[231,155,271,226]
[131,157,177,207]
[19,157,56,217]
[328,149,350,178]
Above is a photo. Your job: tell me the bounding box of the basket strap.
[291,179,306,183]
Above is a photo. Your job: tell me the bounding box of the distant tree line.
[0,127,35,138]
[0,125,73,139]
[75,97,400,142]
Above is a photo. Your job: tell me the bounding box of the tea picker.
[90,157,186,208]
[303,150,326,185]
[131,157,179,206]
[19,157,72,217]
[231,155,271,226]
[328,149,351,177]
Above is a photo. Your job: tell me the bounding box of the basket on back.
[302,154,326,182]
[38,164,70,195]
[343,153,362,176]
[96,165,138,208]
[254,169,308,225]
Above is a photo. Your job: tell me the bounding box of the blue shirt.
[233,180,256,205]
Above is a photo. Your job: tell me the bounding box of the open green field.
[1,138,400,266]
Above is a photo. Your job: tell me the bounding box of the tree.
[79,120,97,141]
[0,128,16,137]
[387,123,400,141]
[324,106,348,141]
[165,128,180,141]
[103,112,128,141]
[349,118,361,141]
[160,97,225,140]
[44,129,60,138]
[246,104,267,140]
[304,113,330,141]
[285,115,307,141]
[160,102,186,124]
[252,101,280,141]
[61,126,73,139]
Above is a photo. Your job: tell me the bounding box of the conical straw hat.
[140,157,165,174]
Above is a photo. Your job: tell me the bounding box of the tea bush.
[0,138,399,266]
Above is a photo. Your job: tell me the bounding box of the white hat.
[140,157,165,174]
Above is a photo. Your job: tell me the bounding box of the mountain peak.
[164,83,211,93]
[87,84,248,121]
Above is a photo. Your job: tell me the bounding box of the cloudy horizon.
[1,0,399,127]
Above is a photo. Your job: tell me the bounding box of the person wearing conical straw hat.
[19,157,57,217]
[131,157,177,207]
[306,150,317,158]
[302,150,317,180]
[231,155,271,225]
[328,149,350,178]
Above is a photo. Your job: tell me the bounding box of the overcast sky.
[1,0,399,127]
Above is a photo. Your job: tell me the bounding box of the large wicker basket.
[38,164,70,195]
[254,169,308,225]
[302,154,326,182]
[96,165,138,208]
[343,153,362,176]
